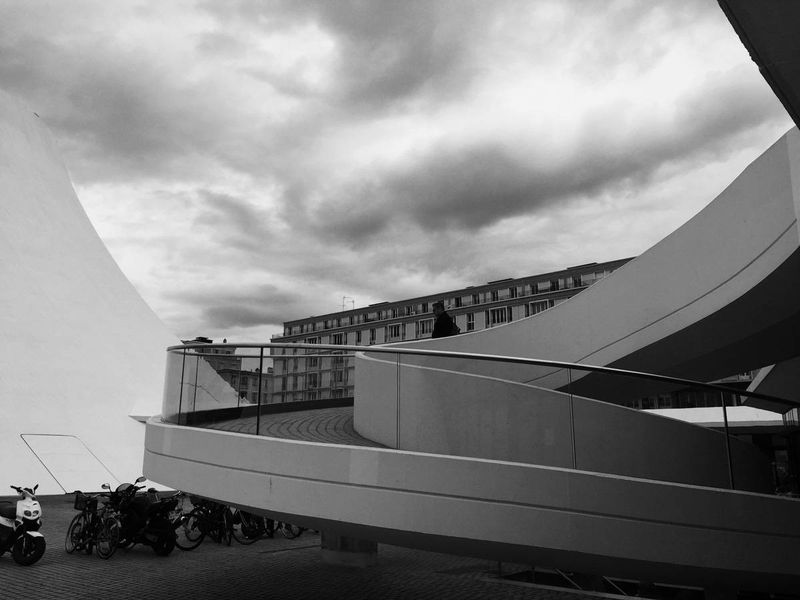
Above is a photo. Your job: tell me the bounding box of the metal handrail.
[168,341,798,409]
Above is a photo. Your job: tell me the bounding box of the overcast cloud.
[0,0,792,342]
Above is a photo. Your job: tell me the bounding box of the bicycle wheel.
[174,509,205,550]
[221,507,232,546]
[279,522,303,539]
[65,513,88,553]
[95,517,120,559]
[230,509,263,545]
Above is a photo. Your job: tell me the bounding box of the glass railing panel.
[159,342,798,494]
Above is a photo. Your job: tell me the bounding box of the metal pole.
[237,354,242,408]
[568,368,577,469]
[396,354,401,449]
[256,347,264,436]
[178,351,186,425]
[721,391,735,489]
[192,355,200,414]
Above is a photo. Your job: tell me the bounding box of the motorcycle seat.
[0,502,16,519]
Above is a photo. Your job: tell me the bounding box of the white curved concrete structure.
[0,90,180,494]
[142,4,800,592]
[144,418,800,592]
[353,353,771,492]
[356,127,800,408]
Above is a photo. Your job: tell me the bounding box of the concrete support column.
[320,531,378,568]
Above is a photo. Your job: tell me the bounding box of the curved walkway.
[207,406,383,448]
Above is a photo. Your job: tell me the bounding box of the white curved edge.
[145,417,800,592]
[379,128,800,401]
[354,353,772,492]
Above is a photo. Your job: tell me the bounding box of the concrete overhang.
[719,0,800,129]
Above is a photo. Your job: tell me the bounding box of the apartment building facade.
[269,258,633,404]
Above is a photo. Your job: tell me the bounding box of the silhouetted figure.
[432,301,459,338]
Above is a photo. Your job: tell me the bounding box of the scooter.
[107,477,178,556]
[0,484,46,565]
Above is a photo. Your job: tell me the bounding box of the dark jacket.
[432,311,457,338]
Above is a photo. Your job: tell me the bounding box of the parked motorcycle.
[0,484,46,565]
[106,477,178,556]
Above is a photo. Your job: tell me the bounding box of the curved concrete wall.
[368,128,800,403]
[144,419,800,592]
[355,354,771,492]
[0,90,178,493]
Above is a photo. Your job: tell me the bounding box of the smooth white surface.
[145,417,800,590]
[646,406,785,427]
[354,354,771,491]
[0,90,178,493]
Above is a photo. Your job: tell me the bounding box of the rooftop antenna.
[342,296,355,311]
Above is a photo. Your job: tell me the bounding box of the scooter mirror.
[136,476,146,483]
[102,483,110,490]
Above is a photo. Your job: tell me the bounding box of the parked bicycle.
[65,490,120,559]
[276,521,305,539]
[174,497,231,550]
[229,508,273,544]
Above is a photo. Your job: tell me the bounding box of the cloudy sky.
[0,0,792,342]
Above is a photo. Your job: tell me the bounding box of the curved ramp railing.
[161,342,797,494]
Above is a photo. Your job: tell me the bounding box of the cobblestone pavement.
[0,495,585,600]
[207,406,383,447]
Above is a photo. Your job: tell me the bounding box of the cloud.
[0,0,792,342]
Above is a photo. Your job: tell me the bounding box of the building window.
[488,307,509,327]
[405,305,413,316]
[308,373,318,388]
[388,324,401,339]
[392,307,399,319]
[467,313,475,331]
[529,299,553,315]
[418,319,433,336]
[369,328,376,344]
[491,290,499,302]
[308,356,318,368]
[332,333,344,345]
[356,330,362,344]
[421,302,429,313]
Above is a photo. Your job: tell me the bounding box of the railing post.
[396,354,401,449]
[178,350,186,426]
[256,347,264,436]
[192,354,200,414]
[721,391,735,489]
[568,368,577,469]
[236,353,242,408]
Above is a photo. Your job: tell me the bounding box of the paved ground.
[207,406,383,447]
[0,495,585,600]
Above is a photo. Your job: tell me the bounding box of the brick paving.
[207,406,383,447]
[0,495,586,600]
